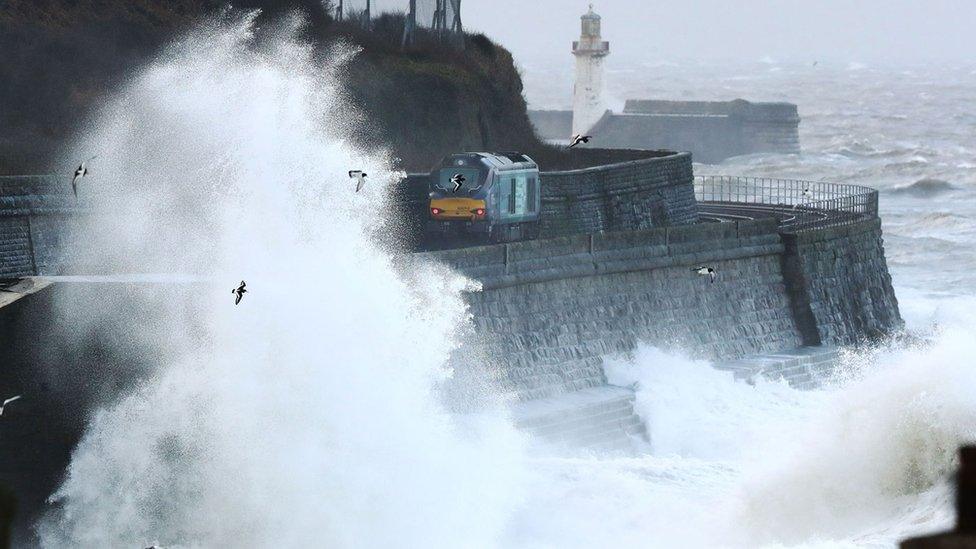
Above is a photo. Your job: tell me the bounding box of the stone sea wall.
[539,152,698,237]
[393,151,698,247]
[419,219,803,401]
[421,212,902,402]
[0,176,77,277]
[782,217,903,346]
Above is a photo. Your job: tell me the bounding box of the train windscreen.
[433,167,485,196]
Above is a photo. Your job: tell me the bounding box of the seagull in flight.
[232,280,247,305]
[450,173,466,193]
[692,266,716,284]
[793,188,813,209]
[71,156,97,198]
[348,170,367,193]
[0,395,22,416]
[568,134,591,148]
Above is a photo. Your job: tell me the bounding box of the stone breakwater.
[620,100,802,159]
[422,211,899,452]
[421,216,901,403]
[529,99,801,164]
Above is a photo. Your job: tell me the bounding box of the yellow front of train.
[427,161,491,236]
[429,197,486,220]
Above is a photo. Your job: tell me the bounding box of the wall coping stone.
[541,151,691,177]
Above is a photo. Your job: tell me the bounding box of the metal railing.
[695,175,879,232]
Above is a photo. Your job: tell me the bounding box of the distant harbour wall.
[529,99,801,163]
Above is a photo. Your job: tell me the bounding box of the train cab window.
[527,177,537,213]
[434,167,484,196]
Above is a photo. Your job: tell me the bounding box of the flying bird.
[232,280,247,305]
[794,188,813,209]
[348,170,367,192]
[568,134,592,148]
[450,173,466,193]
[71,156,97,198]
[692,266,716,284]
[0,395,22,416]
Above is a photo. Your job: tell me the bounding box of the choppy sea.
[513,57,976,547]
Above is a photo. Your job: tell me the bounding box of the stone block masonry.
[0,217,34,277]
[512,386,647,452]
[393,150,698,248]
[419,209,901,450]
[539,152,698,237]
[781,217,903,346]
[420,218,803,401]
[0,176,78,277]
[715,346,842,390]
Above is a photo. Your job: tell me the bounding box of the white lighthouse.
[572,4,610,136]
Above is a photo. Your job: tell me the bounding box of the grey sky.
[460,0,976,66]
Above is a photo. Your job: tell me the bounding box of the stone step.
[511,385,648,453]
[713,344,842,388]
[528,407,642,444]
[521,401,635,438]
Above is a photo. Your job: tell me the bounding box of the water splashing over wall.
[39,11,526,547]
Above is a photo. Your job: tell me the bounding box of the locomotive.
[426,152,541,242]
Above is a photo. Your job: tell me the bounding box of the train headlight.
[430,207,441,216]
[473,208,486,217]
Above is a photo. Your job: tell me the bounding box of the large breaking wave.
[39,12,526,547]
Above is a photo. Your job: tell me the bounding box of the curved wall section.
[539,152,698,238]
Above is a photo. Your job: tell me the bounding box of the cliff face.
[343,31,541,172]
[0,1,644,175]
[0,0,213,173]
